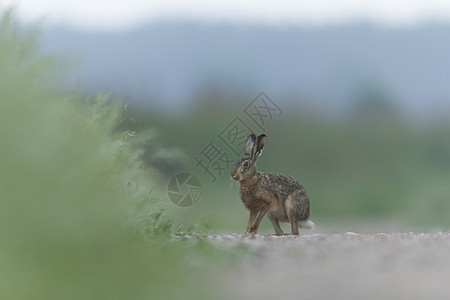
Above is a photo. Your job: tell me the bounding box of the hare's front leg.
[245,210,258,234]
[248,202,276,234]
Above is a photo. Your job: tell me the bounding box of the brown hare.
[231,133,314,235]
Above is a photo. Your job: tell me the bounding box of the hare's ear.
[244,134,256,157]
[253,134,266,161]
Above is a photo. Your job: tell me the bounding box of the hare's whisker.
[225,180,234,199]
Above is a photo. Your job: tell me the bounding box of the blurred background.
[4,0,450,233]
[3,1,450,299]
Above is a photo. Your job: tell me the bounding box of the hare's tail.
[298,219,315,230]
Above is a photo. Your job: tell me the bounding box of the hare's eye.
[243,161,249,167]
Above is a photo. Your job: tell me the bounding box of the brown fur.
[231,134,312,235]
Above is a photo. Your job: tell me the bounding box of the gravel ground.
[203,231,450,300]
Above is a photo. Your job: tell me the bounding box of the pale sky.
[4,0,450,31]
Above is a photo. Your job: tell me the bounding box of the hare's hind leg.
[267,216,283,235]
[285,194,299,235]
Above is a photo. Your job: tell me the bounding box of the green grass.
[0,9,246,299]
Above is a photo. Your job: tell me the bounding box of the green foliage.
[0,9,228,300]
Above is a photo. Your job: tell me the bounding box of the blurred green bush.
[0,9,223,299]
